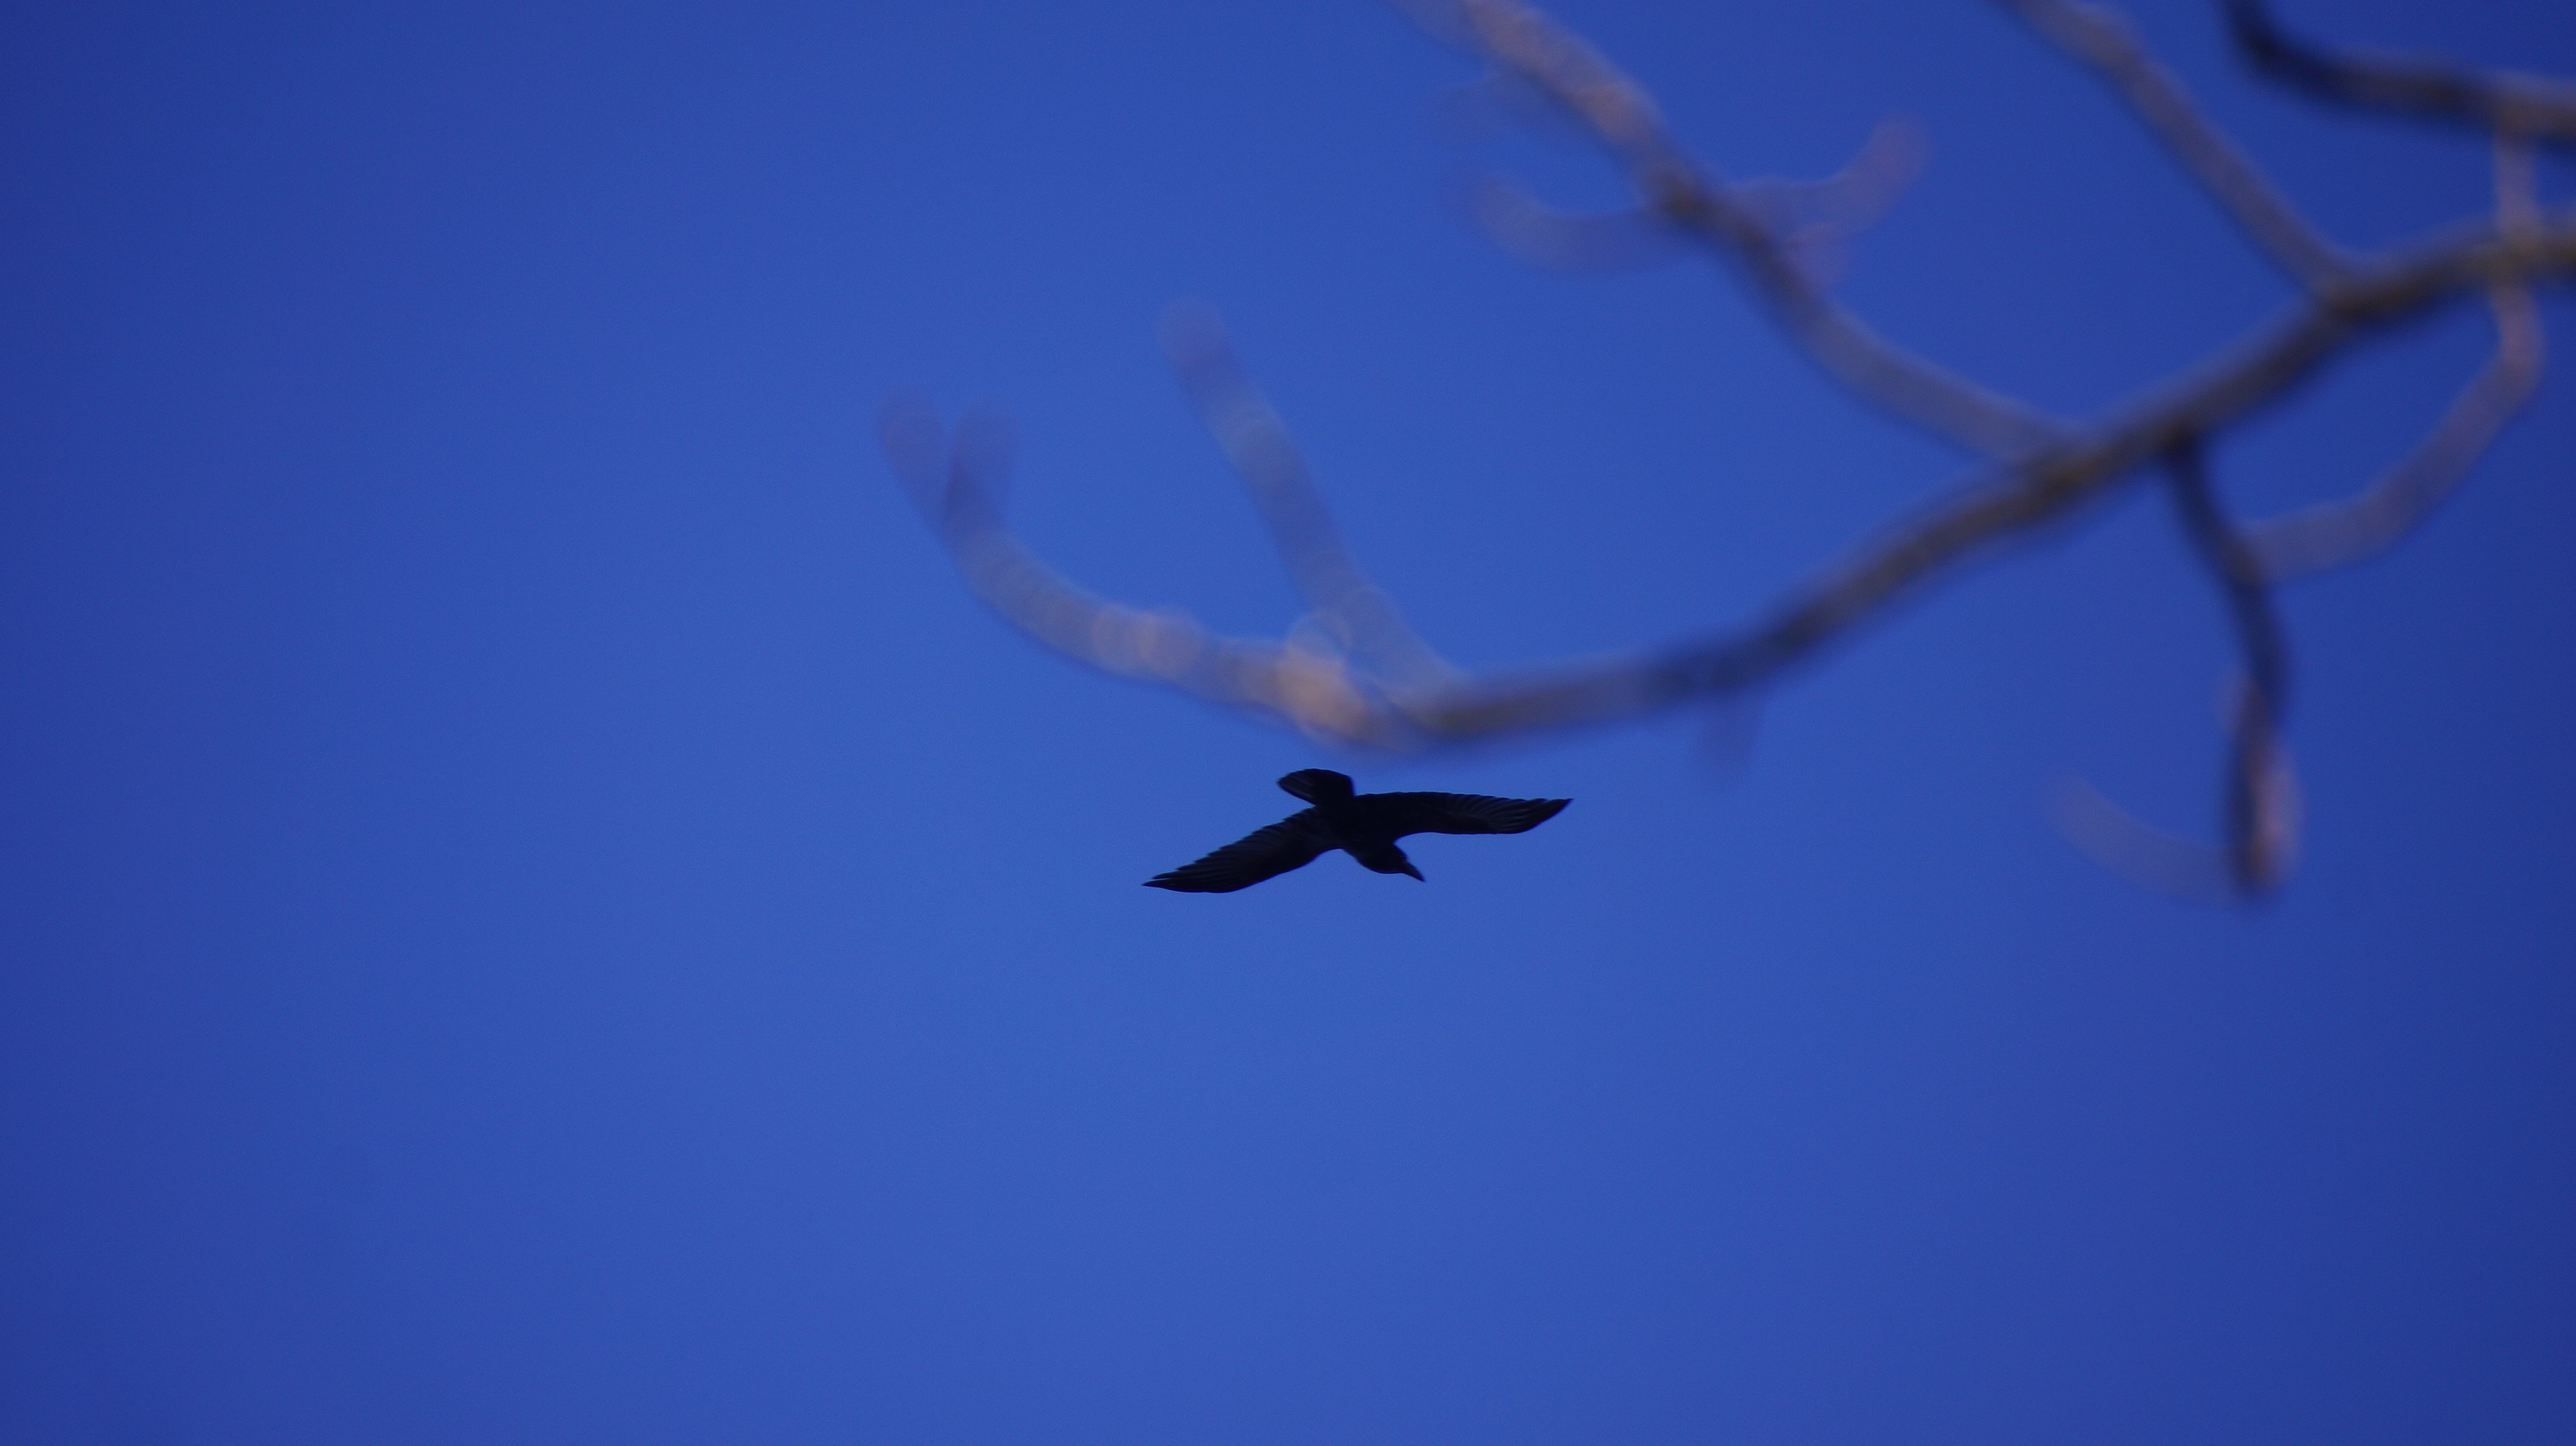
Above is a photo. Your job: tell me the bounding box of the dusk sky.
[4,2,2571,1443]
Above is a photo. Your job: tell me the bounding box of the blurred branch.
[2245,137,2549,581]
[2245,284,2543,582]
[1996,0,2350,290]
[2162,443,2295,895]
[1729,117,1933,244]
[1157,302,1462,694]
[2225,0,2576,146]
[886,2,2573,896]
[1465,116,1929,286]
[1461,176,1686,273]
[2055,443,2302,903]
[1387,211,2576,738]
[2169,441,2299,897]
[878,394,1411,748]
[1406,0,2066,459]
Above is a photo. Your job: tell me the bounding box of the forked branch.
[2245,136,2550,581]
[1997,0,2350,290]
[886,2,2568,896]
[1409,0,2065,459]
[2060,442,2299,901]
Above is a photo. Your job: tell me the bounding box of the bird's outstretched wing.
[1145,810,1332,893]
[1366,792,1570,838]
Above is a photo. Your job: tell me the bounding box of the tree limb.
[2244,286,2543,582]
[2164,439,2297,896]
[1996,0,2351,290]
[884,3,2573,899]
[2244,136,2549,581]
[2225,0,2576,146]
[2054,443,2304,904]
[1157,302,1462,694]
[1401,0,2067,459]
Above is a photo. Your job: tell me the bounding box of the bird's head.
[1277,768,1356,804]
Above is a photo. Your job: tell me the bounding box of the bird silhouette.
[1145,769,1571,892]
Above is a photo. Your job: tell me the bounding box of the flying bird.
[1145,769,1571,893]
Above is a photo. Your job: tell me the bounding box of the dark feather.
[1363,792,1571,838]
[1144,811,1331,893]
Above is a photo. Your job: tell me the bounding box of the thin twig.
[1996,0,2351,290]
[2162,439,2296,895]
[1461,176,1686,273]
[2244,288,2543,581]
[2243,133,2549,581]
[1463,117,1930,283]
[1406,0,2066,459]
[2226,0,2576,146]
[1158,302,1461,694]
[876,394,1415,748]
[2052,439,2305,904]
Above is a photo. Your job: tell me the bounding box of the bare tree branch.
[2166,439,2297,895]
[2225,0,2576,146]
[2054,772,2245,906]
[2056,442,2304,902]
[1157,301,1462,695]
[878,393,1414,748]
[1399,212,2575,738]
[886,2,2572,895]
[2245,286,2543,582]
[1995,0,2351,290]
[1728,117,1933,248]
[1461,176,1686,274]
[2245,135,2549,581]
[1464,116,1931,285]
[1400,0,2067,459]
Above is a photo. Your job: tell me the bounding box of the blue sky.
[4,3,2571,1442]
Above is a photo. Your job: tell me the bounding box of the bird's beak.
[1402,863,1424,881]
